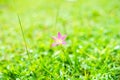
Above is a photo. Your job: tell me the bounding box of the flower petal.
[62,41,66,45]
[52,43,57,47]
[61,35,67,40]
[52,36,57,41]
[58,32,61,39]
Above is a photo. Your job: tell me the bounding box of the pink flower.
[52,32,67,47]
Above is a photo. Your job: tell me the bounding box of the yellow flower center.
[57,39,62,44]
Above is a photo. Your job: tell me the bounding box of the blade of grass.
[12,0,36,78]
[17,15,31,60]
[12,0,31,61]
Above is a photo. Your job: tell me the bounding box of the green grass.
[0,0,120,79]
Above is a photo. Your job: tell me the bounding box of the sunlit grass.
[0,0,120,79]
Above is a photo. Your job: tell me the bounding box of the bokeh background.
[0,0,120,79]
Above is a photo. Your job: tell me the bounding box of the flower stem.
[60,46,68,62]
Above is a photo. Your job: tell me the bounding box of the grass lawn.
[0,0,120,79]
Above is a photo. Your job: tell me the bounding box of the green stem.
[54,7,59,30]
[17,15,31,60]
[60,46,67,62]
[61,46,72,67]
[13,0,36,78]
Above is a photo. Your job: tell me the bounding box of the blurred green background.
[0,0,120,79]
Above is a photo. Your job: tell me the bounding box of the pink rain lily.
[52,32,67,47]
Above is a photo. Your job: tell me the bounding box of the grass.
[0,0,120,79]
